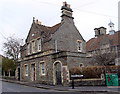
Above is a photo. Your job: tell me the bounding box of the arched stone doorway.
[53,61,62,85]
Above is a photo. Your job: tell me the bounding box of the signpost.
[71,75,83,89]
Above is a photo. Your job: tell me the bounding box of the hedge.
[69,66,120,79]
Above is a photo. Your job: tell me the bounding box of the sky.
[0,0,120,56]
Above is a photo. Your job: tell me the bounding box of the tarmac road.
[2,81,57,92]
[1,81,120,94]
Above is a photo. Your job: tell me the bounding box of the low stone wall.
[69,79,105,86]
[2,76,16,81]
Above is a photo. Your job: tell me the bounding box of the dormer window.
[32,41,35,53]
[38,39,41,51]
[77,40,82,52]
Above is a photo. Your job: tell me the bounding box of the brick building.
[16,2,89,86]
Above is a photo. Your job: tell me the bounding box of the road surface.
[2,81,56,92]
[1,81,120,94]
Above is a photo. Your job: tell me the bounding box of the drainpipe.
[55,40,57,52]
[115,45,118,65]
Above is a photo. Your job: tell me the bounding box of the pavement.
[1,78,120,93]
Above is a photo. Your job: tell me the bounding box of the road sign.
[105,73,119,86]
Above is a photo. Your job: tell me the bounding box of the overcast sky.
[0,0,119,56]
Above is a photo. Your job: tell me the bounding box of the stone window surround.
[39,61,46,76]
[26,37,42,55]
[24,64,28,76]
[79,63,84,67]
[77,40,82,52]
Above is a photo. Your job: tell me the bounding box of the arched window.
[80,63,84,67]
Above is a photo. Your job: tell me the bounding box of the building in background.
[118,1,120,30]
[86,21,120,65]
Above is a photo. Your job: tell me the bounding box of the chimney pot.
[67,4,70,8]
[33,17,35,22]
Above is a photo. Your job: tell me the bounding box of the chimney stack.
[61,2,74,21]
[94,27,106,37]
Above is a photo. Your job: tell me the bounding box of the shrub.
[69,66,120,79]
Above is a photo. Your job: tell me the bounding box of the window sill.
[25,75,28,76]
[40,74,46,76]
[78,50,82,52]
[38,50,41,52]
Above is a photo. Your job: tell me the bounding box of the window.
[40,62,45,75]
[25,64,28,76]
[32,41,35,53]
[27,44,30,55]
[77,40,82,52]
[38,39,41,51]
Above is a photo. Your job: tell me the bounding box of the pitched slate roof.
[26,21,62,42]
[37,22,61,36]
[86,31,120,52]
[37,22,62,41]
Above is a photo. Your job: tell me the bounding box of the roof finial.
[108,20,114,30]
[33,17,35,22]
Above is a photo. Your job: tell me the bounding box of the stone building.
[86,22,120,65]
[16,2,89,86]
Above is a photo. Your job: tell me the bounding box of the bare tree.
[91,51,116,66]
[90,51,116,78]
[3,37,23,62]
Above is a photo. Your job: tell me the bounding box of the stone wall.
[69,79,105,86]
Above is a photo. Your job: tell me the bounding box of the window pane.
[78,41,81,51]
[41,63,45,75]
[38,39,41,51]
[27,44,30,55]
[25,65,28,76]
[32,41,35,52]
